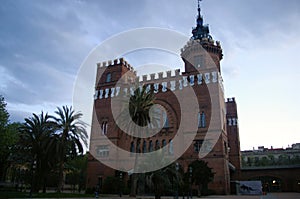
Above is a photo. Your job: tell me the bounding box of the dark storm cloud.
[1,0,299,125]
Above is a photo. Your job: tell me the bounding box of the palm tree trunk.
[57,130,67,193]
[57,161,64,193]
[43,176,47,193]
[130,173,138,196]
[198,184,202,197]
[129,138,141,197]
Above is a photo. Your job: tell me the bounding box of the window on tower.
[169,139,174,155]
[130,141,135,154]
[106,73,112,83]
[162,110,169,128]
[194,140,203,152]
[198,111,206,128]
[136,140,141,153]
[96,145,109,157]
[194,55,204,68]
[155,140,160,150]
[201,111,206,128]
[149,140,153,152]
[101,121,108,135]
[142,140,147,153]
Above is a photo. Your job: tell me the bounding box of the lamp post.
[119,172,123,197]
[175,162,179,199]
[189,166,192,199]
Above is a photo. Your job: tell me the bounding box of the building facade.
[87,2,241,195]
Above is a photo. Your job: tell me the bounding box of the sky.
[1,0,300,151]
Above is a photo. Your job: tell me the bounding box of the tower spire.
[198,0,201,17]
[192,0,212,40]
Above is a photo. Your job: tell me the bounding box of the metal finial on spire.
[198,0,202,16]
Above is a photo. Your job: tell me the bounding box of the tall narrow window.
[106,73,112,83]
[136,140,141,153]
[198,112,201,128]
[163,111,169,128]
[200,111,206,128]
[198,111,206,128]
[162,139,167,147]
[130,141,135,153]
[194,140,203,152]
[194,55,204,68]
[162,139,167,153]
[149,140,153,152]
[101,121,108,135]
[155,140,160,150]
[169,139,173,155]
[224,141,228,154]
[142,140,147,153]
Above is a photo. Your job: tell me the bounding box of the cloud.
[0,0,300,149]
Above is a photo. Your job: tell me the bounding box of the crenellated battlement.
[180,38,221,54]
[97,57,135,72]
[94,69,224,100]
[138,69,181,82]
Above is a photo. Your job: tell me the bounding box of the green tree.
[189,160,214,197]
[147,163,181,199]
[0,95,10,180]
[117,85,158,197]
[19,111,55,192]
[65,154,88,193]
[0,120,21,182]
[51,106,88,193]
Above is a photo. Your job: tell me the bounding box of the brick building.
[87,2,241,195]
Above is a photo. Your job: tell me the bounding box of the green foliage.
[102,176,124,194]
[51,106,88,193]
[188,160,214,197]
[0,95,9,128]
[117,85,158,197]
[128,85,156,127]
[0,96,21,181]
[1,102,88,194]
[242,154,300,167]
[18,112,56,192]
[65,154,88,192]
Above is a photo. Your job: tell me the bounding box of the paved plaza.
[130,193,299,199]
[32,192,299,199]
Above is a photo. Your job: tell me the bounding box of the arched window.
[155,140,160,150]
[198,111,206,128]
[169,139,173,155]
[163,111,169,128]
[106,73,112,83]
[142,140,147,153]
[194,140,203,152]
[148,140,153,152]
[136,140,141,153]
[162,139,167,153]
[201,111,206,128]
[162,139,167,147]
[198,112,201,128]
[101,121,108,135]
[130,141,135,153]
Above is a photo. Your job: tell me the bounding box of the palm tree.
[51,106,88,193]
[117,85,158,196]
[188,160,214,197]
[19,112,54,193]
[143,153,182,199]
